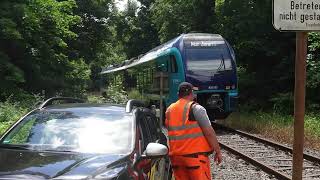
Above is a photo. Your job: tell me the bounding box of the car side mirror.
[133,143,168,170]
[143,143,168,158]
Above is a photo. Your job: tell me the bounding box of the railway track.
[213,123,320,180]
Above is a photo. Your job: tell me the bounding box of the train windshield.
[186,46,233,72]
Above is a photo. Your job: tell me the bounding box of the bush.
[127,89,150,104]
[0,100,27,135]
[0,93,43,135]
[87,94,106,104]
[0,101,26,123]
[305,114,320,137]
[104,81,128,104]
[269,92,294,115]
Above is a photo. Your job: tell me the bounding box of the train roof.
[100,33,224,74]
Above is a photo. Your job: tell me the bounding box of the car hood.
[0,148,128,179]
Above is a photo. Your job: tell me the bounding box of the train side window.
[158,60,168,72]
[170,55,177,73]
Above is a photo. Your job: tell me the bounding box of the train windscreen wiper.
[216,54,226,72]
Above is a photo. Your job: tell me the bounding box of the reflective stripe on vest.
[168,132,204,140]
[167,123,199,131]
[167,101,203,140]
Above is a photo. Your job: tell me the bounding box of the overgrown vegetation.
[104,80,128,104]
[223,112,320,150]
[0,94,42,135]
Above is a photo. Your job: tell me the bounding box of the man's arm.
[200,126,221,153]
[192,104,222,164]
[201,125,222,164]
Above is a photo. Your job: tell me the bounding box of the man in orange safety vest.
[165,82,222,180]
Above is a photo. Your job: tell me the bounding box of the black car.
[0,98,171,180]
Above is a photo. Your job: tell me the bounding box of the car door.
[143,112,171,180]
[135,110,171,180]
[135,114,152,180]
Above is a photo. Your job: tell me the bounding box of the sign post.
[293,32,307,180]
[273,0,320,179]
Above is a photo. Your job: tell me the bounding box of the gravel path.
[210,150,278,180]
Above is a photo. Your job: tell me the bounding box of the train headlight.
[207,94,223,109]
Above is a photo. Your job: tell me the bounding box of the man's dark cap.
[178,82,193,97]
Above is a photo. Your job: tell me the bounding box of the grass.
[221,112,320,150]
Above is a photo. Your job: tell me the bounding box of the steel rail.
[219,141,291,180]
[212,122,320,164]
[213,122,320,179]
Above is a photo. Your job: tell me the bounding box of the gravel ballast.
[210,150,278,180]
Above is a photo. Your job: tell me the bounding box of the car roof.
[39,103,128,113]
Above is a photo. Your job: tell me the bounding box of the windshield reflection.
[186,47,233,72]
[1,107,133,154]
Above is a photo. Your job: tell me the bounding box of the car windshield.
[186,46,233,72]
[0,106,134,154]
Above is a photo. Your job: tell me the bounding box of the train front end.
[182,34,238,119]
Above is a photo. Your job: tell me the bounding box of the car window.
[1,107,134,154]
[138,124,145,154]
[145,115,159,142]
[139,118,151,151]
[138,113,160,152]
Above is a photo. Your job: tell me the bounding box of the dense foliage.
[0,0,320,114]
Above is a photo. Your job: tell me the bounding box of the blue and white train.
[101,33,238,120]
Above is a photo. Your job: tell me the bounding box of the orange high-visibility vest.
[165,98,212,156]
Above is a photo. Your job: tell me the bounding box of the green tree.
[0,0,27,98]
[216,0,296,110]
[306,32,320,110]
[114,0,160,58]
[0,0,86,98]
[151,0,216,42]
[70,0,127,91]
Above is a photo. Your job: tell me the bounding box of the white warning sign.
[273,0,320,31]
